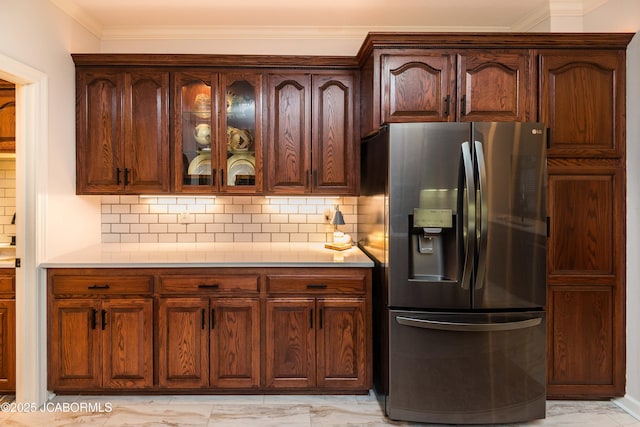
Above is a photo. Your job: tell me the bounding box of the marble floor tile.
[0,395,638,426]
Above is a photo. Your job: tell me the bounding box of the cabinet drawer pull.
[116,168,121,185]
[306,283,328,289]
[101,310,107,330]
[211,308,215,329]
[88,284,110,290]
[198,284,219,289]
[201,308,205,330]
[310,308,313,329]
[124,168,130,186]
[91,308,97,330]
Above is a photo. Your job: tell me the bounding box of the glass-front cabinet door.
[174,71,218,193]
[174,71,262,193]
[220,73,262,193]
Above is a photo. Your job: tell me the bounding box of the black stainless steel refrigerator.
[358,122,547,425]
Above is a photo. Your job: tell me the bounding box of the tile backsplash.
[101,195,357,244]
[0,158,16,245]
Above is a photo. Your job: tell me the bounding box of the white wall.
[0,0,102,259]
[583,0,640,416]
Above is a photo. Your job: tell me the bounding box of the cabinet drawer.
[266,274,366,294]
[159,275,259,294]
[52,276,153,296]
[0,274,15,295]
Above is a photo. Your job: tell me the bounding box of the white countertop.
[42,242,374,268]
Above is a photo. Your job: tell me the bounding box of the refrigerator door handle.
[474,140,489,289]
[460,141,475,291]
[395,316,542,332]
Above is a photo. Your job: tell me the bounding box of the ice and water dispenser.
[409,189,459,281]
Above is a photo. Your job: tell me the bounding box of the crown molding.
[100,25,513,41]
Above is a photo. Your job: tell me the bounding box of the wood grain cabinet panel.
[49,299,102,390]
[382,53,456,123]
[0,299,15,392]
[458,51,531,122]
[76,68,170,194]
[267,72,357,195]
[548,286,618,393]
[265,298,316,389]
[539,51,625,158]
[267,74,311,193]
[101,299,153,389]
[0,79,15,153]
[547,170,618,278]
[158,296,261,390]
[158,298,209,389]
[210,298,261,389]
[312,74,356,194]
[0,268,15,392]
[316,298,367,389]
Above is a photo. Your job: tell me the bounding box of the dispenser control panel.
[413,208,452,228]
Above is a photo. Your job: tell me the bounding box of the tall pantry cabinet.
[357,33,633,398]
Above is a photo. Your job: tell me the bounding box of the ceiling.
[50,0,611,40]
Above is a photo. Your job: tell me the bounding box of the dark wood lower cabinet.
[49,298,153,391]
[48,267,371,393]
[0,299,15,392]
[158,297,260,390]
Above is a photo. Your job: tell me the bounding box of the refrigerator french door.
[359,122,547,424]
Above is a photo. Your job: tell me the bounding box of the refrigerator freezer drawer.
[388,310,546,425]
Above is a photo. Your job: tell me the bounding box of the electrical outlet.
[178,211,194,224]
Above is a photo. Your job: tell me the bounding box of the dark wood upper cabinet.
[539,50,626,158]
[267,73,311,194]
[381,52,456,123]
[76,68,170,194]
[0,79,15,153]
[267,71,357,195]
[458,51,532,122]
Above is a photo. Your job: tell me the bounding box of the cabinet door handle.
[306,283,327,289]
[461,95,467,116]
[101,310,107,330]
[116,168,121,185]
[212,169,217,186]
[319,309,323,329]
[198,284,219,289]
[88,284,110,290]
[201,308,206,330]
[124,168,130,186]
[444,95,451,116]
[211,308,215,329]
[220,169,224,187]
[91,308,97,330]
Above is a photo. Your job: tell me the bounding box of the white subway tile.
[111,224,130,233]
[130,224,149,233]
[251,214,270,224]
[281,224,299,233]
[299,205,317,214]
[262,224,280,233]
[159,214,178,223]
[140,234,159,243]
[215,233,234,242]
[101,214,119,224]
[121,234,140,243]
[111,205,131,214]
[102,234,121,243]
[140,214,159,224]
[289,214,307,223]
[149,204,168,214]
[120,195,140,204]
[243,223,261,233]
[120,214,140,224]
[149,224,168,233]
[280,205,298,214]
[168,224,187,233]
[159,234,178,243]
[214,213,233,223]
[270,214,288,223]
[206,223,225,233]
[232,214,251,223]
[177,234,196,243]
[262,204,280,214]
[187,224,205,233]
[101,195,120,204]
[225,223,243,233]
[290,233,308,242]
[234,233,252,242]
[252,233,271,242]
[232,197,252,205]
[131,204,149,214]
[195,214,214,223]
[271,233,290,242]
[243,204,262,214]
[224,204,243,214]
